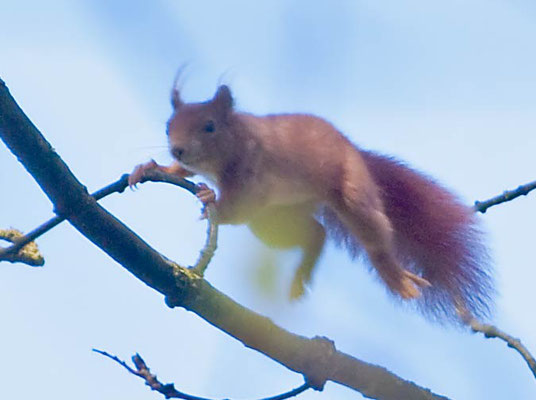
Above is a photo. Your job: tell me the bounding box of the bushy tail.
[320,150,494,322]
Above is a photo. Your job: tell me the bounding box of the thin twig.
[468,182,536,379]
[140,170,218,275]
[0,175,131,261]
[0,171,218,272]
[93,349,310,400]
[458,309,536,379]
[474,180,536,213]
[471,320,536,379]
[192,203,218,275]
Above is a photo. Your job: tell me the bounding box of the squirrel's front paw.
[128,159,159,188]
[195,183,216,219]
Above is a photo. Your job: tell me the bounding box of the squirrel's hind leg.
[289,219,325,299]
[248,205,326,300]
[331,174,430,299]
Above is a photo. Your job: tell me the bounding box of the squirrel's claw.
[289,277,307,301]
[128,159,158,189]
[395,271,431,299]
[196,183,216,219]
[196,183,216,204]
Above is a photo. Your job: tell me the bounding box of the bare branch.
[459,311,536,379]
[0,171,217,271]
[138,170,218,274]
[471,320,536,379]
[474,180,536,213]
[468,183,536,379]
[0,78,450,399]
[0,175,140,261]
[93,349,311,400]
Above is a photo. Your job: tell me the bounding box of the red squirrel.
[129,83,494,321]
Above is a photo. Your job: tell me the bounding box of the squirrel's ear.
[171,88,183,109]
[212,85,234,114]
[171,64,188,109]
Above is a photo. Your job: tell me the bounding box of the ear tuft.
[171,88,183,109]
[212,85,234,113]
[171,64,189,109]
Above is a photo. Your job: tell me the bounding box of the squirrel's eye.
[203,120,215,133]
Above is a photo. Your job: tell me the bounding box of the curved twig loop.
[0,171,219,275]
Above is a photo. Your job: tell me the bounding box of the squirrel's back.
[237,112,369,193]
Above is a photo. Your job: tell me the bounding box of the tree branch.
[471,320,536,379]
[458,310,536,379]
[469,180,536,378]
[93,349,311,400]
[0,80,450,399]
[474,180,536,213]
[0,171,217,272]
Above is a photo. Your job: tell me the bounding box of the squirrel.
[129,83,494,322]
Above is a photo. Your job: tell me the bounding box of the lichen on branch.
[0,228,44,266]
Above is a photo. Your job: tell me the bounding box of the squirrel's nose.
[171,146,184,159]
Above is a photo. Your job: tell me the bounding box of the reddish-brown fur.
[320,152,494,320]
[130,84,494,321]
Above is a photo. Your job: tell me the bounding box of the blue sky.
[1,1,535,399]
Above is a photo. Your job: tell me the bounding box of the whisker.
[132,145,168,150]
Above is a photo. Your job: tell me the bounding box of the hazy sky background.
[1,1,535,399]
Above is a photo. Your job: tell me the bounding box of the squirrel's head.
[166,84,235,177]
